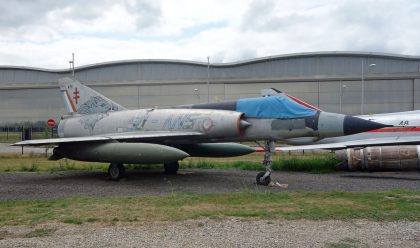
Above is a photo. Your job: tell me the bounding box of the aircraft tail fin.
[261,88,321,111]
[59,77,127,114]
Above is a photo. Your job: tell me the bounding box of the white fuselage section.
[285,110,420,145]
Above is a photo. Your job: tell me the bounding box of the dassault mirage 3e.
[12,78,388,185]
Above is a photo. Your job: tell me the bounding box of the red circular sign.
[47,119,56,127]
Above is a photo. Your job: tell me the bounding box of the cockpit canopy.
[236,96,317,119]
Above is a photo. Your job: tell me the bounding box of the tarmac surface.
[0,169,419,200]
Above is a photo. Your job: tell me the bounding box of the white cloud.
[0,0,419,68]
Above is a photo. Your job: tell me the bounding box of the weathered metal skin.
[335,146,420,171]
[317,112,345,137]
[236,112,383,141]
[52,142,189,164]
[59,109,246,139]
[58,108,385,144]
[173,99,387,141]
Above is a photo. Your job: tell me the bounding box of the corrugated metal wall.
[1,52,420,124]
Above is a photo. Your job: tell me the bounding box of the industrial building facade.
[1,51,420,125]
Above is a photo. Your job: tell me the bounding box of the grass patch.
[272,156,338,173]
[62,217,83,225]
[0,131,54,143]
[0,190,418,226]
[19,162,39,172]
[86,217,98,222]
[0,154,108,172]
[327,238,363,248]
[0,152,339,173]
[0,132,21,143]
[0,131,51,143]
[125,164,162,170]
[181,153,338,173]
[24,228,56,238]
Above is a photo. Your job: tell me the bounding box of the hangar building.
[1,51,420,125]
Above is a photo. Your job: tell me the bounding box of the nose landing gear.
[256,140,275,186]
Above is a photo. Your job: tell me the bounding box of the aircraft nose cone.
[343,116,390,135]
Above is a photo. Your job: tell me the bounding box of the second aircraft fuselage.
[284,110,420,145]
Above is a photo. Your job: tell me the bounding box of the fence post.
[21,126,24,154]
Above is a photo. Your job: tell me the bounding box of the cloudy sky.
[0,0,419,69]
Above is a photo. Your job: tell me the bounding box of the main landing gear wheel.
[164,161,179,174]
[256,171,271,186]
[108,163,126,181]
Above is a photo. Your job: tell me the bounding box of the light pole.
[206,56,210,103]
[194,88,200,103]
[339,82,346,113]
[361,59,376,115]
[68,53,75,77]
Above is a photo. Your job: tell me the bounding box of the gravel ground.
[0,218,419,248]
[1,169,418,247]
[0,169,419,200]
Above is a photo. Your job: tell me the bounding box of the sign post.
[47,119,56,138]
[47,119,56,127]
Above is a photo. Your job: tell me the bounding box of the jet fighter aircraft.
[12,78,388,185]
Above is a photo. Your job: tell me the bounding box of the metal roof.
[1,51,419,73]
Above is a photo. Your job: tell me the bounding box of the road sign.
[47,119,56,127]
